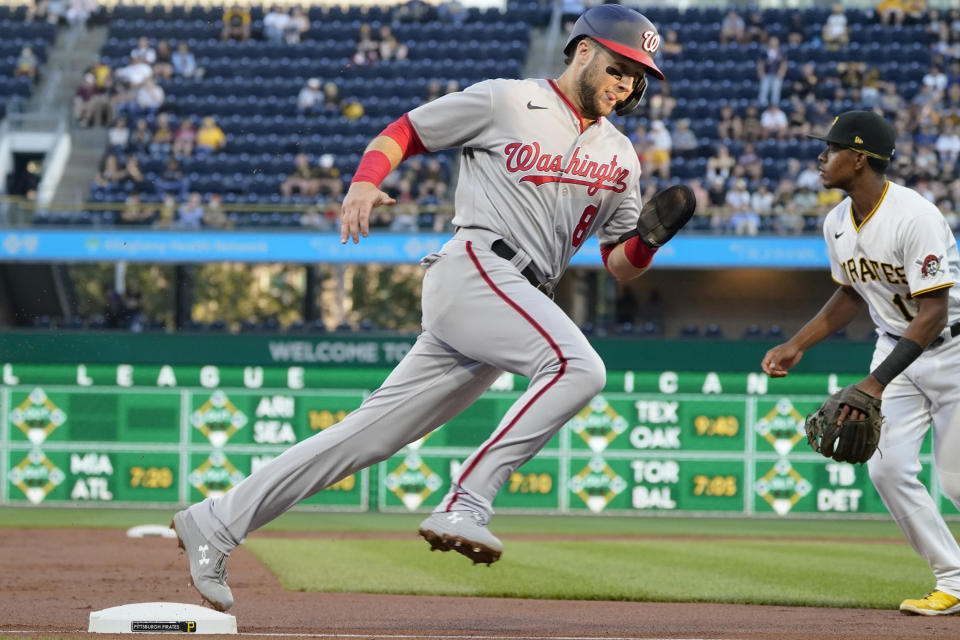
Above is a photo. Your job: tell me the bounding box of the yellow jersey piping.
[851,180,889,232]
[911,282,954,297]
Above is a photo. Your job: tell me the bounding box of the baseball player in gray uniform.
[171,5,695,611]
[762,111,960,616]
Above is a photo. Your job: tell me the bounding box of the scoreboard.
[1,362,950,518]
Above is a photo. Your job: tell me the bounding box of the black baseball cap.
[807,110,896,161]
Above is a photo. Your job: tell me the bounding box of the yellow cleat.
[900,590,960,616]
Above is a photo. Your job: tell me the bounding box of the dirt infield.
[3,528,960,640]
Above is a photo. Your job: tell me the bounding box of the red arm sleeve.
[351,114,429,186]
[382,113,428,161]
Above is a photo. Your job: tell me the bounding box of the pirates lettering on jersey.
[503,142,630,195]
[842,256,908,285]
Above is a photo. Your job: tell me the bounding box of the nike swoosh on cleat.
[526,101,547,110]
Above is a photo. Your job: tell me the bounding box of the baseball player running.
[171,5,694,612]
[761,111,960,616]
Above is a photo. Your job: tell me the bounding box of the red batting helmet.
[563,4,666,116]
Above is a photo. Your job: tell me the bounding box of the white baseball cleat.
[418,511,503,565]
[171,510,234,612]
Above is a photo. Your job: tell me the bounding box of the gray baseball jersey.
[186,77,642,555]
[410,78,640,286]
[824,180,960,597]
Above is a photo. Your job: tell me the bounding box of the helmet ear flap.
[615,75,647,116]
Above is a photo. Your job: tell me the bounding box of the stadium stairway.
[35,24,111,205]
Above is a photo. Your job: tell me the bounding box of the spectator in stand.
[750,182,774,223]
[688,178,712,217]
[793,185,819,215]
[877,0,907,26]
[87,54,112,90]
[352,23,380,66]
[203,193,233,229]
[878,82,906,118]
[659,29,682,57]
[25,0,50,23]
[757,36,787,107]
[66,0,96,29]
[119,191,156,225]
[74,72,110,127]
[744,10,767,45]
[155,156,188,199]
[150,112,174,155]
[116,53,153,88]
[122,155,145,191]
[796,160,821,191]
[314,153,343,202]
[154,192,177,228]
[787,102,811,138]
[281,153,323,199]
[717,104,743,141]
[671,118,698,158]
[425,79,443,102]
[94,153,127,188]
[322,81,343,115]
[172,41,198,78]
[195,116,226,153]
[915,143,939,179]
[707,144,736,184]
[772,199,805,235]
[923,64,948,94]
[647,82,676,121]
[389,181,419,232]
[135,76,165,116]
[129,118,152,153]
[130,36,156,65]
[285,6,309,44]
[807,99,833,131]
[727,179,758,235]
[936,123,960,165]
[860,66,883,108]
[14,46,39,83]
[761,102,789,139]
[822,4,849,50]
[646,120,672,180]
[107,116,130,151]
[175,191,205,228]
[437,0,466,25]
[786,11,806,45]
[416,157,448,205]
[378,25,409,62]
[221,4,251,42]
[737,142,763,182]
[792,62,819,104]
[153,39,174,81]
[943,83,960,122]
[172,117,197,157]
[720,10,745,45]
[110,79,138,120]
[263,5,290,44]
[297,77,323,113]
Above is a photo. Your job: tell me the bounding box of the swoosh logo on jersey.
[526,101,548,110]
[834,231,844,238]
[521,175,627,194]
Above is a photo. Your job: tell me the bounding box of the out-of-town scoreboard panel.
[1,363,947,517]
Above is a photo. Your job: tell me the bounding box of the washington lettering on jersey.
[503,142,630,195]
[840,256,908,286]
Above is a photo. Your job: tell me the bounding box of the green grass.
[2,506,952,610]
[0,506,937,538]
[245,536,932,609]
